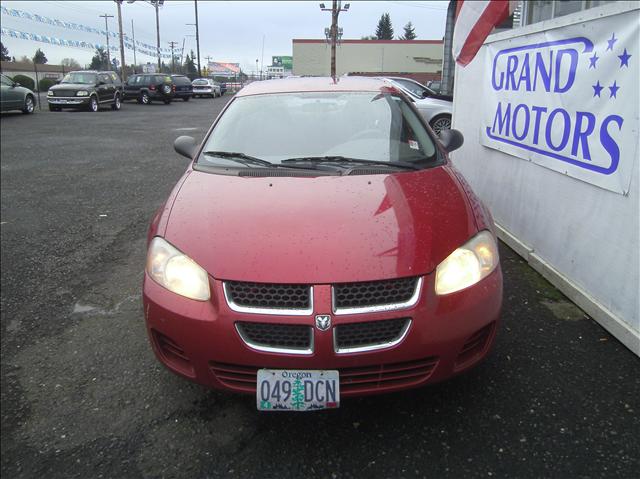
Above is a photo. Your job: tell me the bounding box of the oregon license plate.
[257,369,340,411]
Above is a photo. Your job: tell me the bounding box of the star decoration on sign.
[618,48,631,67]
[606,33,618,51]
[592,81,603,97]
[608,81,620,99]
[589,52,599,68]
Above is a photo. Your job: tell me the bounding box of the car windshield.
[61,72,97,85]
[198,91,437,167]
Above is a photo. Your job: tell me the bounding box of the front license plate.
[257,369,340,411]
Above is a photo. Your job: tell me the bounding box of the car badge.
[315,314,331,331]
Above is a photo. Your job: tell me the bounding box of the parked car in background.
[47,70,122,112]
[171,74,193,102]
[123,74,175,104]
[427,80,443,95]
[384,78,453,135]
[143,77,502,411]
[219,82,227,95]
[191,78,220,98]
[385,77,453,102]
[0,73,36,114]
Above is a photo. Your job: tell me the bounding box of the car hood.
[163,166,477,284]
[50,83,92,91]
[414,97,453,108]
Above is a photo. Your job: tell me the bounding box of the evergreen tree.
[0,42,10,61]
[400,22,417,40]
[89,47,108,70]
[33,48,48,64]
[375,13,394,40]
[183,50,198,79]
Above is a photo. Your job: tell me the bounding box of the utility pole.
[186,2,201,76]
[180,37,185,67]
[194,0,201,77]
[255,58,258,80]
[168,41,178,72]
[99,13,114,69]
[115,1,126,80]
[260,34,266,81]
[153,1,161,70]
[320,1,349,79]
[131,19,137,72]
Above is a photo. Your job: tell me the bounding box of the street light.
[127,0,164,71]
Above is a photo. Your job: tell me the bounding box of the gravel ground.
[1,95,639,479]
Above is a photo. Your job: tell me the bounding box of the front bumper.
[48,97,90,107]
[143,268,502,397]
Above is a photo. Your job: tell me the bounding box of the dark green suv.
[47,70,122,112]
[123,74,175,104]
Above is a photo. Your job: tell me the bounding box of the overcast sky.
[1,0,448,71]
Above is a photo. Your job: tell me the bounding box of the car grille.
[224,281,312,314]
[334,318,410,352]
[53,90,76,97]
[209,356,439,395]
[235,322,312,353]
[333,277,420,313]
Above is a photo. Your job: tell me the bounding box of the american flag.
[453,0,518,66]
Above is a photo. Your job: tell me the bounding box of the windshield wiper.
[201,151,314,170]
[282,156,421,171]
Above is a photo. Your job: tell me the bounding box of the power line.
[389,1,448,11]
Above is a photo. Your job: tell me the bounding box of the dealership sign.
[481,11,638,194]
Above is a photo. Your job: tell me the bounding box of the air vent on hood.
[238,169,327,177]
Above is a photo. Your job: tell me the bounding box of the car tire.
[140,92,150,104]
[183,96,190,102]
[163,99,172,104]
[88,95,99,112]
[430,114,451,135]
[111,94,121,110]
[48,104,61,112]
[22,95,35,114]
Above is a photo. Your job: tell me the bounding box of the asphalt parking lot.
[1,95,639,479]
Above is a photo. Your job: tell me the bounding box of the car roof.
[235,76,393,97]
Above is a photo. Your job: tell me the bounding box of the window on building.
[522,0,611,26]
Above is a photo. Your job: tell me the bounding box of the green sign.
[272,56,293,70]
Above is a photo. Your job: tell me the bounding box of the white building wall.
[293,40,443,76]
[451,3,639,354]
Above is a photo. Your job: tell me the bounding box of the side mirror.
[13,82,20,87]
[174,136,197,159]
[438,128,464,153]
[97,80,106,85]
[421,90,429,99]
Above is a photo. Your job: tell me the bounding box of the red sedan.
[143,77,502,411]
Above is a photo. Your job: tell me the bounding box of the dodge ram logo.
[315,315,331,331]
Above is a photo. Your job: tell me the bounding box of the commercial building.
[0,60,65,85]
[292,39,443,84]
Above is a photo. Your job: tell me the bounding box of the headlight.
[146,237,210,301]
[76,91,89,96]
[435,230,499,295]
[47,90,53,96]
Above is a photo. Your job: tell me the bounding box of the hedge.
[11,74,35,91]
[37,78,57,92]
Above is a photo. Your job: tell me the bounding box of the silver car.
[384,78,452,135]
[191,78,221,98]
[0,74,36,114]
